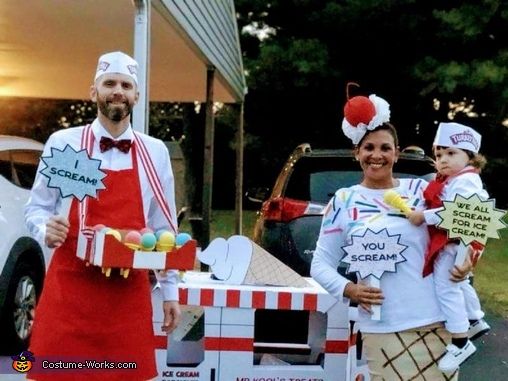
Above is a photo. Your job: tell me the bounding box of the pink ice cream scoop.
[124,230,142,250]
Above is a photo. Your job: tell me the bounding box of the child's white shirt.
[423,168,489,226]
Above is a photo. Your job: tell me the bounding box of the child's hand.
[407,210,425,226]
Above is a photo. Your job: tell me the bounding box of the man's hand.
[162,300,181,334]
[45,215,70,248]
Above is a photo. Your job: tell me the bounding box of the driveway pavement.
[461,313,508,381]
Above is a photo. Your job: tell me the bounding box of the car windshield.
[284,155,434,204]
[310,171,363,203]
[0,149,41,189]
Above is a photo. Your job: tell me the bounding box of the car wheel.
[0,258,41,354]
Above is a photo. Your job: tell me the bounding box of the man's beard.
[97,97,133,122]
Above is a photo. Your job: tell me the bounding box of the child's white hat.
[433,122,481,153]
[94,51,138,84]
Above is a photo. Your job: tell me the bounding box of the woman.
[311,93,471,380]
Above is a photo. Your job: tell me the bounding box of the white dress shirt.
[423,169,488,225]
[25,119,179,300]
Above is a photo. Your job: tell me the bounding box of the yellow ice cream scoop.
[383,190,412,216]
[156,230,175,252]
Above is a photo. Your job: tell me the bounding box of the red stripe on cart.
[154,335,168,350]
[200,289,214,306]
[226,290,241,308]
[325,340,349,353]
[349,332,357,346]
[179,288,188,305]
[252,291,266,309]
[277,292,292,310]
[205,337,253,351]
[303,293,318,311]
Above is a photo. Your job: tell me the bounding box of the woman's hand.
[344,282,384,314]
[450,245,481,282]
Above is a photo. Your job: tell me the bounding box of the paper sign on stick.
[341,228,408,320]
[341,228,408,279]
[40,144,107,201]
[436,193,507,246]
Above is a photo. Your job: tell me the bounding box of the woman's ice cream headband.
[341,84,391,145]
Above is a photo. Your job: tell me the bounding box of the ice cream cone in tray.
[383,189,412,216]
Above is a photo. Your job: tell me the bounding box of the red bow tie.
[99,136,132,153]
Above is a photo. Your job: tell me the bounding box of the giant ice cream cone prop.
[199,235,308,287]
[243,241,309,287]
[383,190,412,216]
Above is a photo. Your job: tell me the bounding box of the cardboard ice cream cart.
[148,191,508,381]
[151,236,371,381]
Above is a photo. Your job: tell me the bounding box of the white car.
[0,135,50,354]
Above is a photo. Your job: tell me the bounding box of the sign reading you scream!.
[436,193,507,246]
[341,228,408,280]
[40,144,107,201]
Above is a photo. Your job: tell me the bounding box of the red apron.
[29,141,157,381]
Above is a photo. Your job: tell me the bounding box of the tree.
[235,0,508,205]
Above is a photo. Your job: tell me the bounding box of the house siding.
[158,0,246,101]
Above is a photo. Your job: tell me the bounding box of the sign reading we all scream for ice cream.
[436,193,507,246]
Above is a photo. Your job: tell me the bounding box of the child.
[407,122,490,373]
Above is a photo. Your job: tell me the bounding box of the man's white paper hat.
[95,51,138,84]
[433,122,481,153]
[342,90,391,145]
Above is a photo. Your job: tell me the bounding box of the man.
[25,51,180,380]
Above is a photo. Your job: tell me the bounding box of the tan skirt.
[362,324,459,381]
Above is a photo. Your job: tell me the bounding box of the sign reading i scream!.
[40,144,107,201]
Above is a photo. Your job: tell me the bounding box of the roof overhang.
[0,0,245,103]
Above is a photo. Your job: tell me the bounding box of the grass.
[184,210,508,318]
[209,209,258,240]
[179,209,258,240]
[473,218,508,319]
